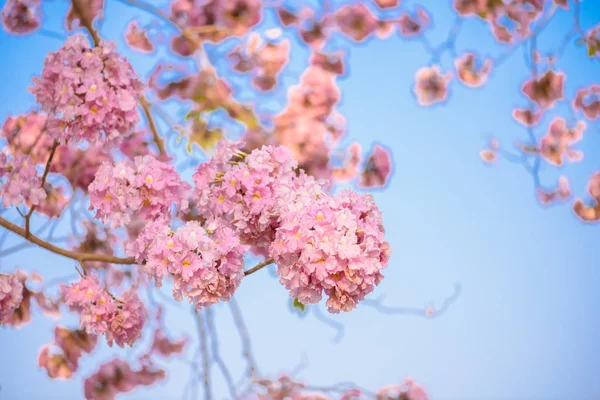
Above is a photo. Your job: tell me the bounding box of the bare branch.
[244,258,274,276]
[205,307,238,400]
[228,298,258,381]
[193,308,212,400]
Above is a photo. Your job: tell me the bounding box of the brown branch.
[0,216,135,265]
[70,0,101,46]
[244,258,274,276]
[140,96,166,157]
[24,140,59,237]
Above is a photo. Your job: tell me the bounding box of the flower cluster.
[89,155,190,228]
[62,275,146,347]
[573,172,600,223]
[455,53,493,88]
[124,21,154,53]
[574,84,600,120]
[271,190,390,313]
[521,70,565,109]
[0,152,46,208]
[149,329,188,358]
[0,273,24,324]
[170,0,262,55]
[128,218,245,308]
[360,145,392,188]
[51,143,113,191]
[193,141,322,250]
[538,118,586,167]
[38,326,98,379]
[376,378,429,400]
[413,66,452,106]
[1,0,41,34]
[1,112,52,164]
[537,176,571,206]
[29,34,143,145]
[84,359,165,400]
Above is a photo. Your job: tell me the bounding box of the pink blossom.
[333,142,362,182]
[573,172,600,223]
[51,144,113,191]
[360,145,392,188]
[311,51,345,75]
[335,3,378,42]
[0,273,24,324]
[377,378,429,400]
[29,34,143,146]
[455,53,493,87]
[1,112,52,164]
[522,70,565,109]
[38,326,98,379]
[150,329,188,358]
[271,190,390,313]
[0,152,46,208]
[84,359,165,400]
[124,21,154,53]
[398,8,430,37]
[129,218,246,308]
[413,66,452,106]
[537,176,571,206]
[512,108,542,126]
[573,84,600,120]
[539,118,586,166]
[88,155,190,228]
[1,0,41,34]
[61,275,146,347]
[374,0,399,9]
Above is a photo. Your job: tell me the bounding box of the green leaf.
[292,298,306,313]
[588,45,597,57]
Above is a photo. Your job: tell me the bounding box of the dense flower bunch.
[271,190,390,313]
[29,34,142,145]
[62,275,146,347]
[1,112,52,163]
[413,66,452,106]
[170,0,262,55]
[0,152,46,208]
[193,140,323,250]
[38,326,98,379]
[89,155,190,228]
[83,359,165,400]
[128,218,246,308]
[52,144,113,191]
[1,0,41,34]
[0,272,24,324]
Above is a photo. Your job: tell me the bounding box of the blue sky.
[1,1,600,399]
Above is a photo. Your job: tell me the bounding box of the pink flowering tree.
[0,0,597,398]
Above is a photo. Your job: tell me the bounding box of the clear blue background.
[1,0,599,399]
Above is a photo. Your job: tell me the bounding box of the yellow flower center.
[90,84,97,92]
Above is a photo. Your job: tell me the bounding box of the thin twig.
[244,258,274,276]
[193,308,212,400]
[205,307,238,400]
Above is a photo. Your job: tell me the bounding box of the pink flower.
[573,172,600,223]
[0,273,24,323]
[455,53,493,87]
[84,359,165,400]
[150,329,188,358]
[537,176,571,206]
[38,326,97,379]
[377,378,429,400]
[573,84,600,120]
[360,145,392,188]
[512,108,542,126]
[0,152,46,208]
[271,190,390,313]
[335,3,378,42]
[413,66,452,106]
[129,218,246,308]
[398,8,430,37]
[29,34,143,146]
[1,0,41,34]
[124,21,154,53]
[61,275,146,347]
[374,0,399,9]
[311,51,345,75]
[1,112,52,164]
[522,70,565,109]
[89,155,190,228]
[539,118,586,166]
[51,143,113,191]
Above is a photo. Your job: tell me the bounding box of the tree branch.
[70,0,101,46]
[140,96,166,157]
[193,308,212,400]
[243,258,274,276]
[0,216,135,265]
